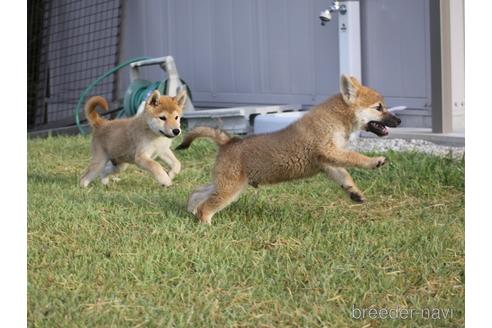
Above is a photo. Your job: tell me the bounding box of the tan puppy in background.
[80,90,187,188]
[177,75,401,224]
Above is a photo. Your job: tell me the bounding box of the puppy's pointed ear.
[147,90,161,108]
[349,76,362,88]
[340,74,359,105]
[174,90,188,110]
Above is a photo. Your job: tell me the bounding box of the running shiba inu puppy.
[80,90,187,188]
[177,75,401,224]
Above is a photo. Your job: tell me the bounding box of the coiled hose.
[74,56,192,134]
[74,56,151,134]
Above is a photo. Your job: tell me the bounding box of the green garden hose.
[119,79,192,118]
[74,56,151,134]
[75,56,193,134]
[120,80,163,119]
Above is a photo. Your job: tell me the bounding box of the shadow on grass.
[29,172,196,221]
[28,173,78,187]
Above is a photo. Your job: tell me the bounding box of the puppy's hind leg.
[100,161,115,185]
[187,184,215,215]
[81,143,108,188]
[80,159,107,188]
[196,178,247,225]
[100,162,129,185]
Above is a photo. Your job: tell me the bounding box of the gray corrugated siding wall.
[118,0,430,110]
[361,0,431,110]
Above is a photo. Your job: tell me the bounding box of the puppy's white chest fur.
[145,137,172,158]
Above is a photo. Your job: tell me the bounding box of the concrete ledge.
[360,128,464,147]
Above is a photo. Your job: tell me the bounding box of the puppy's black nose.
[172,128,181,136]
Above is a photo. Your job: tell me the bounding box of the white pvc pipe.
[338,1,361,80]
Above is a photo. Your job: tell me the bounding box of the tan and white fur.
[177,75,401,224]
[80,90,187,188]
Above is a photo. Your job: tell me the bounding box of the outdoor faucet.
[319,1,347,25]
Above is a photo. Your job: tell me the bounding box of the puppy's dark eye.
[377,103,383,112]
[175,116,179,120]
[160,116,167,121]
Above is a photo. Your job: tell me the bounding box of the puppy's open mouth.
[159,130,175,138]
[366,121,389,137]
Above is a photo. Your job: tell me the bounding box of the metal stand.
[129,56,195,114]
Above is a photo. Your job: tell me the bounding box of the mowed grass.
[28,135,464,327]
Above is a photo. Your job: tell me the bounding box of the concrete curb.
[360,128,464,147]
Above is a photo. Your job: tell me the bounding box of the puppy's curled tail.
[84,96,109,127]
[176,127,233,150]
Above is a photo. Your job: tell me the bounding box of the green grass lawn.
[28,135,464,327]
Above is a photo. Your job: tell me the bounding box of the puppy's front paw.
[168,170,178,180]
[168,164,181,181]
[80,179,89,188]
[161,181,172,188]
[197,215,212,225]
[187,204,198,215]
[158,175,172,187]
[349,192,365,203]
[370,156,386,169]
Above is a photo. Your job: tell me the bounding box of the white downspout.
[320,1,362,139]
[337,0,361,80]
